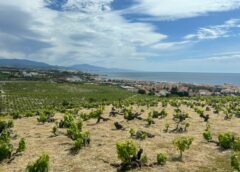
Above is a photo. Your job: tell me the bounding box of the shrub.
[72,131,90,151]
[138,89,146,94]
[159,109,168,118]
[12,112,21,119]
[7,120,14,128]
[218,133,235,149]
[152,109,167,118]
[52,126,58,136]
[0,141,13,161]
[73,138,84,151]
[25,112,34,117]
[129,128,136,137]
[231,152,240,171]
[89,108,103,119]
[62,100,70,107]
[63,113,75,128]
[203,130,212,142]
[80,113,90,121]
[173,112,189,122]
[0,121,8,133]
[67,123,79,140]
[77,118,83,131]
[233,137,240,151]
[16,138,26,153]
[205,123,211,131]
[184,123,190,131]
[163,123,170,133]
[37,113,48,123]
[0,130,11,143]
[26,154,49,172]
[123,108,136,121]
[152,111,159,118]
[116,140,137,164]
[146,113,154,126]
[161,101,168,107]
[135,131,147,140]
[0,120,13,133]
[173,136,194,159]
[157,153,167,165]
[45,110,54,118]
[141,154,148,164]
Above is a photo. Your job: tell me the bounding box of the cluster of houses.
[102,79,240,97]
[1,67,240,97]
[0,68,96,82]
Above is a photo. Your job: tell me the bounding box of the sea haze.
[106,72,240,85]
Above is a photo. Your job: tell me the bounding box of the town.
[1,67,240,97]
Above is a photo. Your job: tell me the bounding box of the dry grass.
[0,104,239,172]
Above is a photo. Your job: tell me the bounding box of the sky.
[0,0,240,73]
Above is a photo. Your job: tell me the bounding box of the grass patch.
[197,154,233,172]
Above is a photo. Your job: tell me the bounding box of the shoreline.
[97,75,240,97]
[100,72,240,87]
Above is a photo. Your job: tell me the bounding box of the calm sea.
[105,72,240,85]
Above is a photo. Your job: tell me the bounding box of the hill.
[0,58,131,73]
[69,64,132,73]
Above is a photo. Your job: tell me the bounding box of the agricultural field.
[0,81,134,114]
[0,82,240,171]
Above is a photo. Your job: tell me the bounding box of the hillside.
[0,59,131,73]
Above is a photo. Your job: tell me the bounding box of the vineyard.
[0,81,240,171]
[0,81,134,114]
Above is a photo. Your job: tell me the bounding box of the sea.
[105,72,240,86]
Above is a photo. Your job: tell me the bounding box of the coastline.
[98,72,240,97]
[101,72,240,86]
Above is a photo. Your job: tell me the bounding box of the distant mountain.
[0,58,132,73]
[0,59,55,69]
[69,64,132,73]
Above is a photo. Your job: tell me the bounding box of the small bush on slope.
[116,139,146,170]
[233,138,240,151]
[218,133,235,149]
[26,154,49,172]
[16,138,26,153]
[203,130,212,142]
[72,131,90,151]
[173,136,193,160]
[157,153,167,165]
[231,152,240,171]
[116,140,137,164]
[0,141,13,161]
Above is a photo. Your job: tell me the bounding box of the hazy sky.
[0,0,240,72]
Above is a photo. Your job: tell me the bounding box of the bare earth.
[1,104,239,172]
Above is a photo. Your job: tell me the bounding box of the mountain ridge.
[0,58,132,73]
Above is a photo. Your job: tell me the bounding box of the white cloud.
[126,0,240,20]
[203,53,240,61]
[63,0,113,12]
[0,0,240,71]
[0,0,168,68]
[152,41,190,50]
[184,18,240,40]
